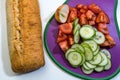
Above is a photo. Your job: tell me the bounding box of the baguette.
[6,0,45,73]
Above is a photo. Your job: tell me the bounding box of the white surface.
[0,0,120,80]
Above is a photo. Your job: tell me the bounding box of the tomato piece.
[86,10,95,20]
[97,23,109,35]
[88,3,102,14]
[96,11,110,24]
[79,14,88,25]
[57,33,67,43]
[68,35,74,46]
[76,4,83,10]
[67,7,77,22]
[88,20,95,26]
[59,23,73,34]
[59,40,69,52]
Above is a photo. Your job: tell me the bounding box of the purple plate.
[44,0,120,79]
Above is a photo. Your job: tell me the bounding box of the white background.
[0,0,120,80]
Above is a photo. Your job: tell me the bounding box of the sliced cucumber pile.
[65,23,112,74]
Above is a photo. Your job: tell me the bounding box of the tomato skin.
[67,7,77,23]
[68,35,74,46]
[79,14,88,25]
[88,3,102,14]
[59,40,69,52]
[59,23,73,34]
[96,11,110,24]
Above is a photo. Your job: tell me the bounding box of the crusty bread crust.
[6,0,45,73]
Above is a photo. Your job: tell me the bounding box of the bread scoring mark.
[13,0,24,67]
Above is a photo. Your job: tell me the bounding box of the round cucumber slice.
[104,58,112,70]
[67,52,82,67]
[89,53,102,65]
[65,48,75,59]
[71,44,85,53]
[84,47,93,61]
[99,52,108,66]
[80,25,95,39]
[84,40,98,52]
[101,49,111,59]
[93,31,105,44]
[81,66,93,74]
[95,66,104,72]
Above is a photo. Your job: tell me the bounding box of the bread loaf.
[6,0,45,73]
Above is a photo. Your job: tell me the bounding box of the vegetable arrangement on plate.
[55,3,116,74]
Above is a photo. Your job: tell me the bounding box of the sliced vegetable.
[80,25,95,39]
[89,53,102,65]
[85,62,96,69]
[99,52,108,66]
[93,31,105,44]
[101,49,111,59]
[55,4,69,23]
[84,47,93,61]
[84,40,98,52]
[95,66,104,72]
[74,31,80,43]
[67,52,83,67]
[65,48,75,59]
[82,66,93,74]
[73,24,81,35]
[71,44,85,53]
[104,58,112,70]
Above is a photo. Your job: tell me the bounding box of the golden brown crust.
[6,0,45,73]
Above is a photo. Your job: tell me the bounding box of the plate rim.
[44,0,120,79]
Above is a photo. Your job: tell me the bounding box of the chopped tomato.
[88,20,95,25]
[79,14,88,25]
[57,34,67,43]
[96,11,110,24]
[59,40,69,52]
[59,23,73,34]
[86,10,95,20]
[88,3,102,14]
[67,7,77,22]
[68,35,74,46]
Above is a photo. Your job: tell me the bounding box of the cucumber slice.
[73,24,81,35]
[93,31,105,44]
[93,46,100,55]
[67,52,82,67]
[101,49,111,59]
[85,62,96,69]
[84,40,98,52]
[80,53,85,65]
[65,48,75,59]
[80,25,95,39]
[89,53,102,65]
[95,66,104,72]
[99,52,108,66]
[82,66,93,74]
[83,63,91,70]
[71,44,85,53]
[74,31,80,43]
[81,42,91,49]
[84,47,93,61]
[73,18,79,27]
[104,58,111,70]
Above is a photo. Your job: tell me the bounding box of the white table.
[0,0,120,80]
